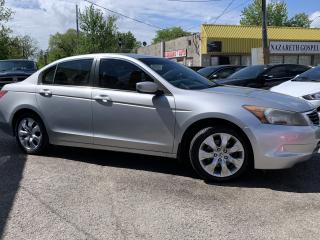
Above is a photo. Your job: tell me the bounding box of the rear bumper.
[247,124,320,169]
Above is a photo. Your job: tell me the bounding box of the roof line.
[201,24,320,30]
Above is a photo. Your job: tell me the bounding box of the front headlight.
[243,105,308,126]
[303,92,320,100]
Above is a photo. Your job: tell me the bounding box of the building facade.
[138,24,320,67]
[137,35,201,66]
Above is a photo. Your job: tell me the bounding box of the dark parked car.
[0,59,37,87]
[217,64,311,89]
[197,65,245,80]
[188,66,204,72]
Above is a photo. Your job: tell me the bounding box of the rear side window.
[216,68,237,79]
[42,65,56,85]
[289,65,310,75]
[265,66,288,78]
[54,59,93,86]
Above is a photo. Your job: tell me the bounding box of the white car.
[271,66,320,112]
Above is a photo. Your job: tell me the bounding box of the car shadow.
[46,145,320,194]
[45,145,198,178]
[209,155,320,193]
[0,133,27,239]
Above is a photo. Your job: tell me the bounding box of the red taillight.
[0,90,7,98]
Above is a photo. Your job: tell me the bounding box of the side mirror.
[136,82,159,94]
[263,74,273,79]
[210,74,218,80]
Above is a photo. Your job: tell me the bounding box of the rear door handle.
[39,89,52,97]
[93,95,112,103]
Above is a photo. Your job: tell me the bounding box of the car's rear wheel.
[189,126,251,181]
[15,114,48,154]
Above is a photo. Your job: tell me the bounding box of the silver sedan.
[0,54,319,181]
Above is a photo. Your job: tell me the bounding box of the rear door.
[36,59,94,144]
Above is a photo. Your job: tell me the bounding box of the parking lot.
[1,130,320,240]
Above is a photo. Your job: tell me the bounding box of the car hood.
[201,85,314,112]
[0,70,35,77]
[271,80,320,97]
[217,77,254,84]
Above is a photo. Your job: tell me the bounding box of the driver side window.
[98,59,153,91]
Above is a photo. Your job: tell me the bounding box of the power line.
[223,0,251,15]
[169,0,219,1]
[184,0,250,31]
[213,0,236,23]
[83,0,164,30]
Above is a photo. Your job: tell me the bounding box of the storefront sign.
[165,49,187,58]
[207,41,222,52]
[270,41,320,54]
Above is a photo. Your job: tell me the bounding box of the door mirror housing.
[210,74,218,80]
[263,74,273,79]
[136,82,159,94]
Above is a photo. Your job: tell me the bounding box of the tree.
[9,35,38,59]
[117,31,141,53]
[38,5,142,65]
[0,0,12,23]
[0,0,12,59]
[79,5,118,53]
[287,13,311,28]
[36,50,48,68]
[152,27,190,44]
[47,29,79,62]
[240,0,311,27]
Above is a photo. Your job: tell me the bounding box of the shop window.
[284,55,298,64]
[298,56,311,66]
[210,57,219,66]
[229,56,241,65]
[270,55,283,64]
[186,58,193,67]
[241,56,251,66]
[314,55,320,66]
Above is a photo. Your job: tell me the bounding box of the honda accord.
[0,54,319,181]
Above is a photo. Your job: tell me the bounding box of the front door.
[36,59,94,144]
[92,58,175,153]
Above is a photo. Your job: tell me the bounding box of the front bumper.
[0,110,12,136]
[247,124,320,169]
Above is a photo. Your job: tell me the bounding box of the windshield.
[139,58,217,90]
[227,65,267,79]
[0,60,36,72]
[293,66,320,82]
[197,67,219,77]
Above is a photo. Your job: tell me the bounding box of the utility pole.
[76,4,79,38]
[262,0,269,64]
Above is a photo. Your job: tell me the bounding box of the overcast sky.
[5,0,320,50]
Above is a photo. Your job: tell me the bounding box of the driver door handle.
[93,95,112,103]
[39,89,52,97]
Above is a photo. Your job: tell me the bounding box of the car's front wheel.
[15,114,48,154]
[189,126,251,181]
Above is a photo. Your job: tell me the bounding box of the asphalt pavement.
[1,130,320,240]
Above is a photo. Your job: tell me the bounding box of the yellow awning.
[201,24,320,54]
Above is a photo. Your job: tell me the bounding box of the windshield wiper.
[292,76,308,81]
[207,82,222,88]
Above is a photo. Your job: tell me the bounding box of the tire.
[15,113,49,154]
[189,126,252,182]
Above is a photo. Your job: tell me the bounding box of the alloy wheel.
[17,117,42,151]
[198,133,245,178]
